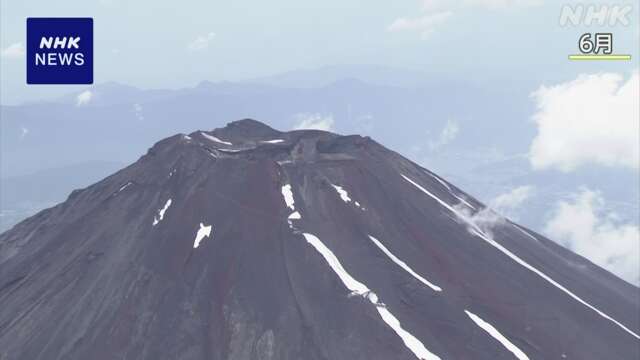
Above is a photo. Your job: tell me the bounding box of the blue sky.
[1,0,638,104]
[1,0,638,284]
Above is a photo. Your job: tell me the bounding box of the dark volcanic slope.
[1,119,638,360]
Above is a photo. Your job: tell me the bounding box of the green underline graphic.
[568,54,632,61]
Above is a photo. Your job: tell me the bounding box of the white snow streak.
[281,184,301,228]
[261,139,284,144]
[402,175,459,213]
[116,182,132,194]
[402,174,640,340]
[283,179,437,358]
[281,184,296,210]
[450,192,474,210]
[427,172,475,210]
[331,184,364,209]
[201,132,233,145]
[469,225,640,340]
[376,306,441,360]
[513,224,539,242]
[218,148,243,153]
[302,233,441,360]
[152,199,172,226]
[193,223,212,248]
[465,310,530,360]
[331,184,352,203]
[368,235,441,292]
[303,233,369,294]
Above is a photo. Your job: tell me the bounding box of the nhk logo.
[559,4,633,27]
[27,18,93,84]
[36,37,85,66]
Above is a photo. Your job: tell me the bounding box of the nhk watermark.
[559,4,633,27]
[559,4,633,61]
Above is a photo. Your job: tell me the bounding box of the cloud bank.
[545,188,639,285]
[529,71,639,172]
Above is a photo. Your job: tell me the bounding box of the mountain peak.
[199,118,282,142]
[1,120,638,360]
[224,118,280,135]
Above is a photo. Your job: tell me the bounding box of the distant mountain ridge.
[1,65,636,285]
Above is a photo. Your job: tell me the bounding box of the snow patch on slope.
[281,184,301,228]
[402,175,458,213]
[368,235,441,292]
[302,233,441,360]
[332,184,352,203]
[465,310,530,360]
[261,139,284,144]
[402,173,640,340]
[303,233,369,294]
[193,223,212,248]
[331,183,364,209]
[201,132,233,145]
[152,199,172,226]
[281,184,296,210]
[513,224,539,242]
[376,306,441,360]
[218,148,244,153]
[426,172,475,210]
[115,182,133,194]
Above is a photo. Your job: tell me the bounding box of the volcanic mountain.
[1,119,638,360]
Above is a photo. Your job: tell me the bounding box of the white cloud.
[454,204,505,239]
[428,119,459,151]
[292,113,335,131]
[466,0,542,8]
[133,103,144,120]
[529,70,639,172]
[491,185,534,211]
[452,185,532,237]
[387,11,453,39]
[390,0,541,38]
[422,0,541,11]
[76,90,93,106]
[20,127,29,140]
[421,0,449,11]
[1,42,25,59]
[544,188,639,285]
[187,32,216,51]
